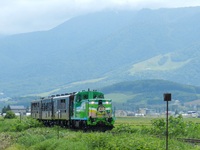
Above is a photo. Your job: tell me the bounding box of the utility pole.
[164,93,171,150]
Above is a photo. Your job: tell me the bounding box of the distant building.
[187,111,198,118]
[10,105,26,115]
[139,108,149,115]
[115,110,128,117]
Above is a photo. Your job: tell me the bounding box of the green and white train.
[31,89,115,131]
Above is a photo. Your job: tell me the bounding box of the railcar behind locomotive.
[31,89,115,130]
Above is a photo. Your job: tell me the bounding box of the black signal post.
[164,93,171,150]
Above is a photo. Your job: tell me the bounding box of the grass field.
[115,116,153,125]
[0,116,200,150]
[115,116,200,125]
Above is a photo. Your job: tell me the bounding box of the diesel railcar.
[31,89,115,130]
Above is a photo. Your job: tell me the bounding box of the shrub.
[11,117,43,132]
[0,117,43,132]
[112,124,139,134]
[4,111,16,119]
[151,115,200,138]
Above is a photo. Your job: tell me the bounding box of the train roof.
[31,93,76,103]
[51,94,72,99]
[31,90,104,103]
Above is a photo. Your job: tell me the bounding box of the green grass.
[183,117,200,123]
[2,127,199,150]
[116,116,200,125]
[1,116,200,150]
[115,116,153,126]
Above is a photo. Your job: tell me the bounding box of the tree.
[175,109,179,115]
[4,110,16,119]
[6,105,11,111]
[1,105,11,115]
[1,106,7,114]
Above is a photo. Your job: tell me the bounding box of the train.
[31,89,115,131]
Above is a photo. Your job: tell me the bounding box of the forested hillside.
[102,79,200,110]
[1,7,200,97]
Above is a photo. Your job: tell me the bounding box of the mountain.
[1,79,199,110]
[1,7,200,96]
[0,11,136,95]
[108,42,200,85]
[102,79,200,110]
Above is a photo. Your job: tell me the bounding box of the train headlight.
[105,101,109,104]
[91,101,95,104]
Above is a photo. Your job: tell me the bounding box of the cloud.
[0,0,200,35]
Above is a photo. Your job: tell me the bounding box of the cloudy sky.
[1,0,200,35]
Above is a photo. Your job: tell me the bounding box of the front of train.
[87,92,115,130]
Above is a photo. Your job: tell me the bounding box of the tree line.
[1,105,11,114]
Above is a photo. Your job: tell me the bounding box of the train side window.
[78,95,81,101]
[99,94,104,98]
[58,99,66,109]
[47,102,52,111]
[83,95,88,99]
[76,95,81,102]
[61,99,65,103]
[42,103,44,111]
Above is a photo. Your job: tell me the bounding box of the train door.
[51,98,54,119]
[39,100,42,120]
[69,94,75,119]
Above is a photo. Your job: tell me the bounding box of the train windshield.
[89,99,112,118]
